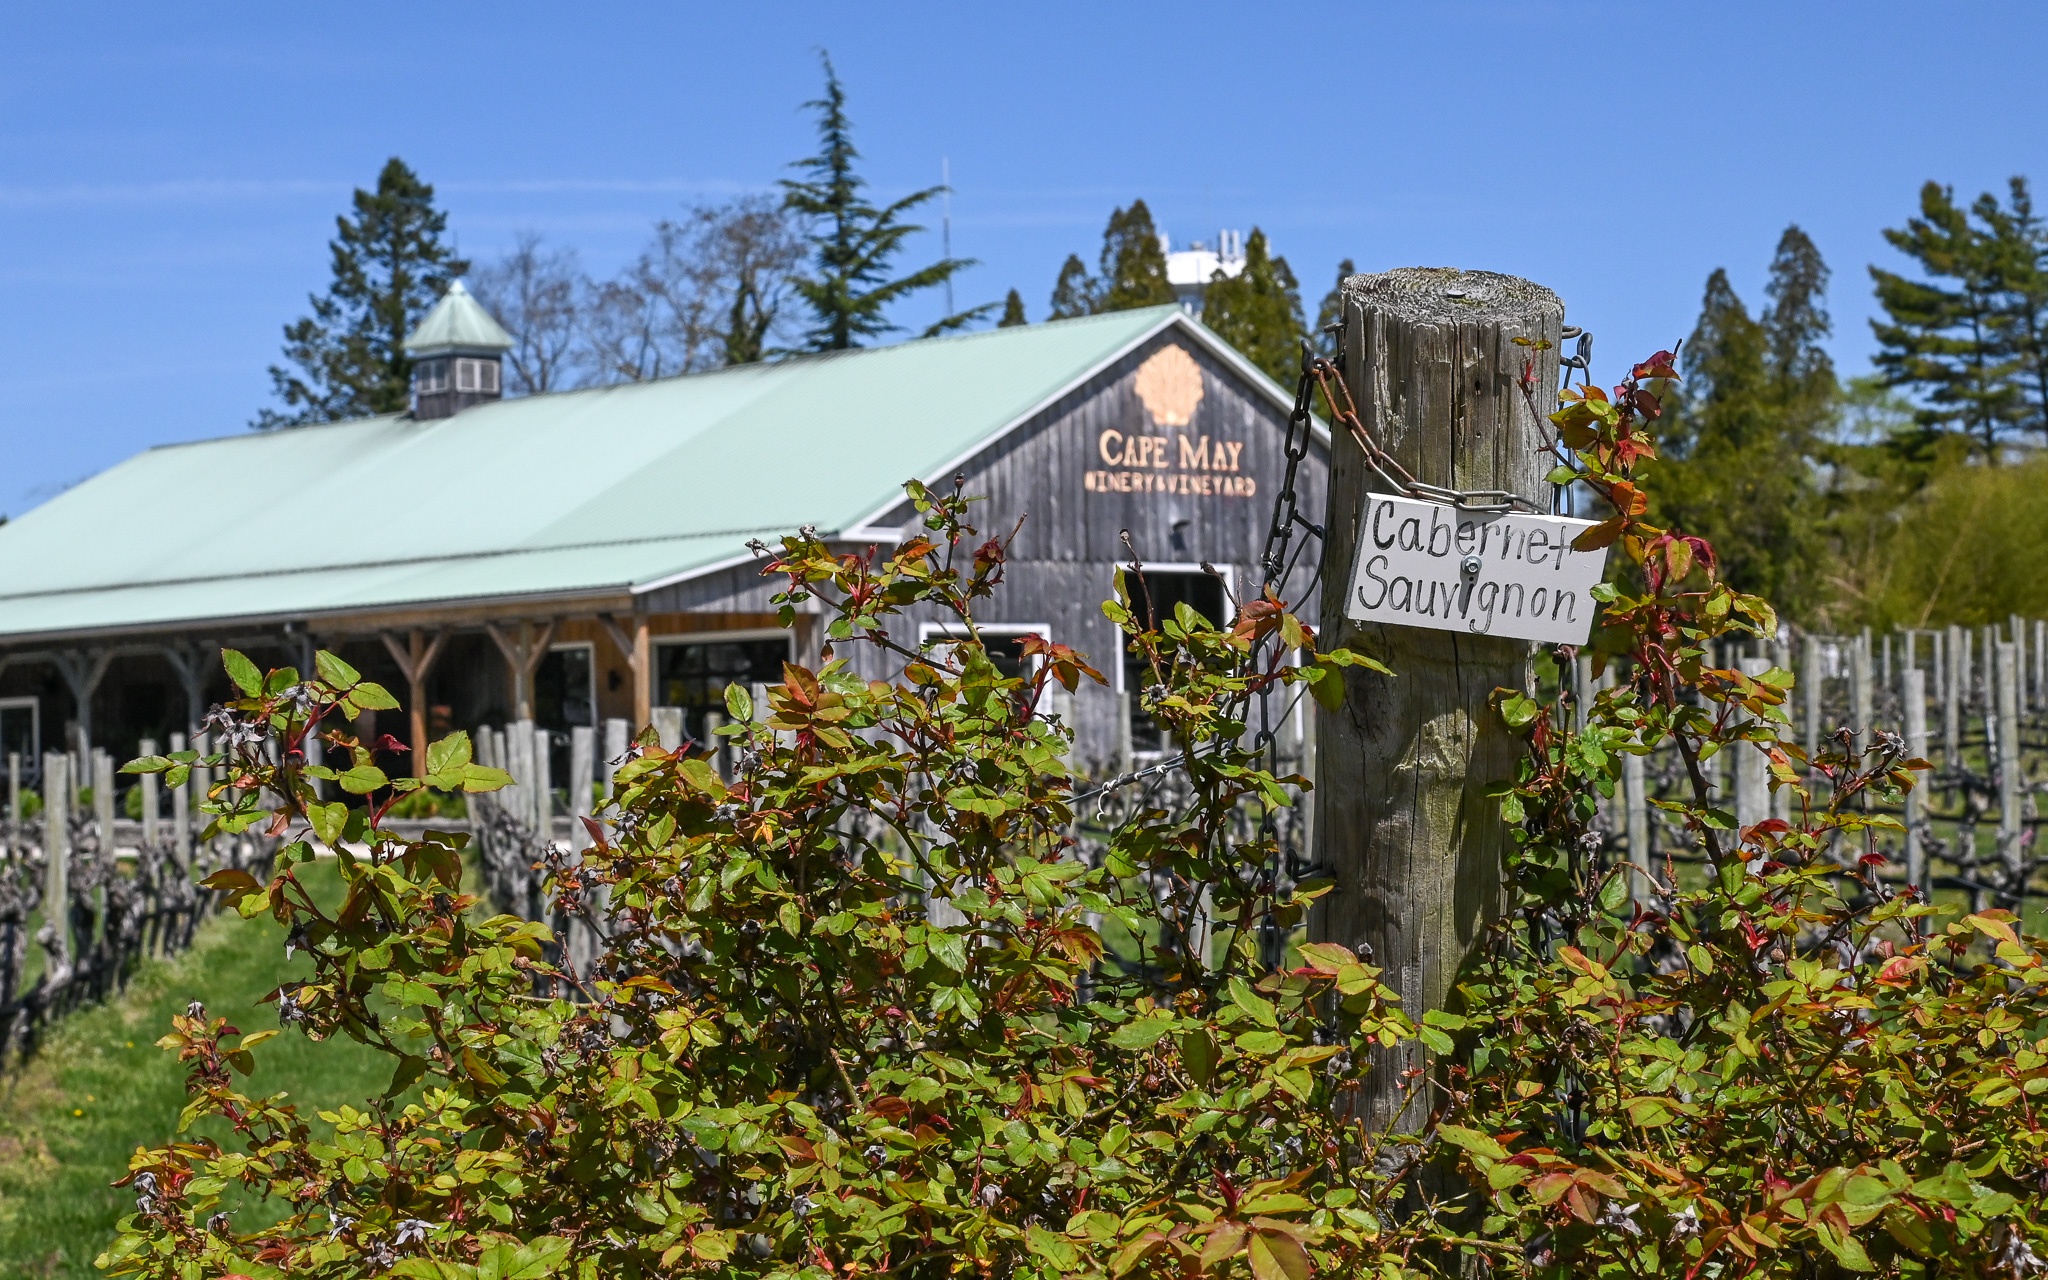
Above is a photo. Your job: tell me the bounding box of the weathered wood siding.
[642,330,1325,771]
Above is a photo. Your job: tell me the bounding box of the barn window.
[1122,568,1228,752]
[456,358,480,392]
[0,697,39,780]
[918,624,1053,709]
[656,635,793,746]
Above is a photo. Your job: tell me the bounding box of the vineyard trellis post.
[1902,665,1929,896]
[1311,268,1561,1133]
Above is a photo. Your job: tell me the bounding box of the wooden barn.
[0,293,1326,790]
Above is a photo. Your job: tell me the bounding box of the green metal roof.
[405,279,514,354]
[0,306,1245,642]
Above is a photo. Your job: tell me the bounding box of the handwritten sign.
[1343,494,1608,645]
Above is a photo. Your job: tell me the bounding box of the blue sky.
[2,1,2043,515]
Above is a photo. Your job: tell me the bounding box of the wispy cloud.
[0,175,774,209]
[0,178,337,207]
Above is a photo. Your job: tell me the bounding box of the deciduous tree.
[468,233,582,396]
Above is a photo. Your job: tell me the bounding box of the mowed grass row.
[0,864,389,1278]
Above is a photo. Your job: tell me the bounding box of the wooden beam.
[381,628,448,778]
[485,620,556,723]
[599,613,654,732]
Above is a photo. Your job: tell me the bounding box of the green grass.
[0,865,389,1279]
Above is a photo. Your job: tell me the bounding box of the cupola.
[404,279,514,420]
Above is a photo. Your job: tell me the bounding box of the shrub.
[103,361,2048,1279]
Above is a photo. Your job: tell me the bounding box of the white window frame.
[0,696,39,771]
[455,358,479,392]
[478,359,499,392]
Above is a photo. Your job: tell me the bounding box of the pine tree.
[1200,228,1307,384]
[1096,201,1174,311]
[780,55,988,351]
[1974,177,2048,440]
[1047,254,1097,320]
[254,158,465,429]
[997,289,1027,327]
[1870,182,2023,459]
[1763,225,1837,433]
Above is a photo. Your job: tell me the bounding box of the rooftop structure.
[1163,229,1246,314]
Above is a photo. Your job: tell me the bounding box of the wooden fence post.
[43,752,69,970]
[1902,667,1929,896]
[651,707,685,753]
[1312,268,1560,1133]
[1802,633,1822,765]
[1944,625,1963,774]
[93,750,115,851]
[1851,632,1874,754]
[1997,642,2024,902]
[170,732,191,868]
[1623,746,1651,902]
[6,751,17,825]
[531,724,554,840]
[1736,657,1771,833]
[601,718,629,798]
[139,738,159,847]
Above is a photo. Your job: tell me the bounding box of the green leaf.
[1179,1029,1219,1086]
[1625,1096,1675,1127]
[309,801,349,846]
[425,731,473,777]
[338,764,389,795]
[384,1054,428,1098]
[1499,692,1540,729]
[725,683,753,721]
[461,763,513,793]
[314,649,362,689]
[1436,1123,1509,1160]
[1109,1013,1174,1051]
[221,649,263,696]
[1597,870,1629,914]
[349,681,401,712]
[926,930,967,972]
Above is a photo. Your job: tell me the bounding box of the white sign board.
[1343,494,1609,645]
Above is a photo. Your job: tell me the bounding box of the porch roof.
[0,307,1287,644]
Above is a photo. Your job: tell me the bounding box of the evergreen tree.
[1975,177,2048,440]
[1200,228,1307,384]
[997,289,1027,327]
[1047,254,1097,320]
[1316,258,1356,345]
[780,55,988,351]
[1870,182,2023,459]
[1653,240,1831,616]
[1096,200,1174,311]
[254,158,465,429]
[1763,225,1837,435]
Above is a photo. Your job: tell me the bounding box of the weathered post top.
[1315,266,1564,1133]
